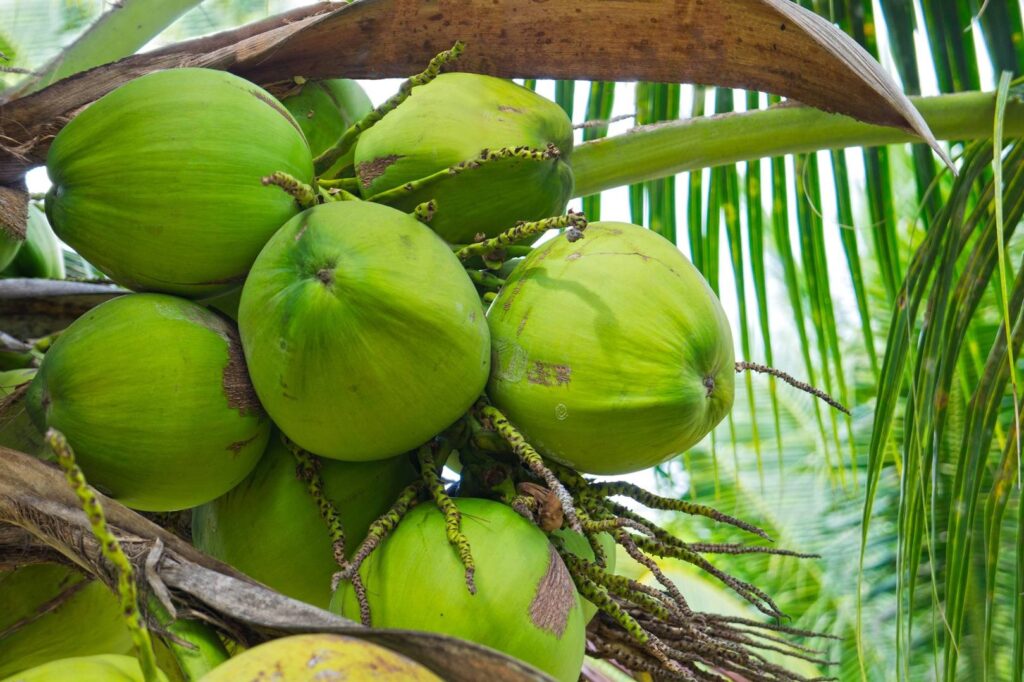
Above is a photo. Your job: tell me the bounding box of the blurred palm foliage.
[2,1,1023,680]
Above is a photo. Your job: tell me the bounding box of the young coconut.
[278,78,372,177]
[0,220,22,272]
[330,498,587,682]
[1,205,64,279]
[45,67,313,297]
[0,564,133,678]
[192,435,418,608]
[238,200,489,461]
[200,634,442,681]
[26,294,271,511]
[0,654,168,682]
[487,221,735,475]
[352,72,574,244]
[0,368,45,457]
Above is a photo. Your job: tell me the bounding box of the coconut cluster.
[3,49,827,682]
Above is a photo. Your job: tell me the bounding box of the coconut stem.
[418,444,477,595]
[466,269,506,291]
[317,177,361,193]
[478,404,583,533]
[261,171,318,208]
[283,436,376,625]
[455,209,588,263]
[581,478,772,541]
[45,429,161,682]
[334,481,422,586]
[313,41,465,176]
[365,144,563,207]
[736,361,851,415]
[412,200,437,223]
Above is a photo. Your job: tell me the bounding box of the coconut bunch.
[0,44,846,682]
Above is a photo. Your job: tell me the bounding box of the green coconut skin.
[25,293,271,511]
[280,79,372,176]
[549,529,616,623]
[238,200,489,461]
[331,498,586,682]
[1,205,64,279]
[487,222,736,475]
[353,73,574,244]
[192,435,417,608]
[0,369,45,458]
[0,224,21,272]
[45,67,313,298]
[0,565,133,679]
[0,655,168,682]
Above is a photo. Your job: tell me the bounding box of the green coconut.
[279,78,372,176]
[353,72,574,244]
[0,565,133,678]
[1,205,64,279]
[238,200,489,461]
[26,293,271,511]
[200,633,442,681]
[0,655,168,682]
[192,435,417,608]
[331,498,586,682]
[0,220,22,272]
[487,222,735,475]
[45,67,313,297]
[0,368,45,458]
[549,529,617,623]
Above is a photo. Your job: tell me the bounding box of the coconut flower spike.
[46,428,161,682]
[418,444,477,594]
[455,209,588,263]
[313,41,465,175]
[478,403,583,533]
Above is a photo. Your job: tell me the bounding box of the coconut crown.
[487,221,736,475]
[353,72,575,244]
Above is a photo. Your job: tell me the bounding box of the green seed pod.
[0,368,45,458]
[331,498,586,682]
[1,205,64,279]
[200,634,442,682]
[353,73,574,244]
[487,222,735,475]
[549,529,617,622]
[239,201,489,461]
[26,293,271,511]
[0,655,168,682]
[45,68,313,298]
[279,79,372,176]
[192,435,417,608]
[0,565,132,678]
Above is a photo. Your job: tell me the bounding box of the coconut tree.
[0,1,1021,681]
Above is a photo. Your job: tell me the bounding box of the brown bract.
[0,0,944,187]
[0,446,557,682]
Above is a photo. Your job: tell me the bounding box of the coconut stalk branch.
[0,446,556,682]
[0,0,946,184]
[571,90,1024,198]
[46,428,160,682]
